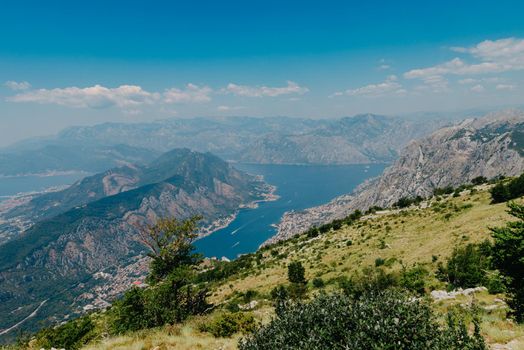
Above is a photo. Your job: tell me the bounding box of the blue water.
[195,163,386,259]
[0,174,86,200]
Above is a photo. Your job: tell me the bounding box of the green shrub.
[239,290,486,350]
[439,243,490,289]
[33,316,95,350]
[287,261,306,284]
[312,277,325,288]
[201,312,256,338]
[400,265,429,295]
[490,173,524,203]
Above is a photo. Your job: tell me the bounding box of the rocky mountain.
[1,115,456,175]
[0,149,271,335]
[271,110,524,243]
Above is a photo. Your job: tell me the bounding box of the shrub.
[201,312,257,338]
[111,269,210,333]
[490,173,524,203]
[239,290,486,350]
[33,316,95,350]
[312,277,325,288]
[287,261,306,284]
[400,265,429,295]
[471,176,488,185]
[439,243,490,289]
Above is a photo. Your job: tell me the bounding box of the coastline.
[198,182,279,240]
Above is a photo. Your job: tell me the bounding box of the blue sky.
[1,0,524,146]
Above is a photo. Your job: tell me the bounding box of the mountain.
[0,143,159,176]
[0,115,456,176]
[0,149,271,336]
[271,110,524,243]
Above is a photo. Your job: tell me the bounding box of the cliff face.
[270,110,524,244]
[0,149,269,336]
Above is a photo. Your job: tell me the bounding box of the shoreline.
[198,183,279,240]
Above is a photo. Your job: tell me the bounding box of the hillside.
[272,110,524,242]
[12,183,523,350]
[1,114,454,176]
[0,149,271,338]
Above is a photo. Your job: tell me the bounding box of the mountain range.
[271,110,524,243]
[0,114,460,176]
[0,149,271,336]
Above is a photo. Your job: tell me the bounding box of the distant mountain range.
[271,110,524,243]
[0,149,271,336]
[0,114,460,176]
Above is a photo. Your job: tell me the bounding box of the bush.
[312,277,325,288]
[490,173,524,203]
[439,243,490,289]
[239,290,486,350]
[33,316,95,350]
[287,261,306,284]
[201,312,257,338]
[111,269,210,333]
[471,176,488,185]
[400,265,428,295]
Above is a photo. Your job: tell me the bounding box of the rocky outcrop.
[270,110,524,243]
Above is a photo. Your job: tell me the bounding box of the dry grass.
[211,190,514,302]
[82,321,239,350]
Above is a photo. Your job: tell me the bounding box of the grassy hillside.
[5,185,524,349]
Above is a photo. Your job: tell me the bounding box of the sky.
[1,0,524,146]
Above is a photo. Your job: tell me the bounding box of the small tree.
[443,243,490,289]
[491,202,524,322]
[288,261,306,284]
[137,215,202,283]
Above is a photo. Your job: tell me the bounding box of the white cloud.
[7,84,159,109]
[496,84,516,91]
[224,81,308,97]
[405,38,524,80]
[4,81,31,91]
[217,105,244,111]
[470,84,485,93]
[378,64,391,70]
[332,75,406,97]
[163,83,212,103]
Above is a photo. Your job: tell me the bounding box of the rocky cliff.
[270,110,524,243]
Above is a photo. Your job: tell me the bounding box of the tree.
[287,261,306,284]
[442,243,490,289]
[137,215,203,283]
[490,202,524,322]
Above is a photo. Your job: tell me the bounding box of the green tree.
[441,243,490,289]
[490,202,524,322]
[137,215,202,283]
[287,261,306,284]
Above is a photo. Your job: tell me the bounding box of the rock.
[239,300,258,310]
[431,286,488,301]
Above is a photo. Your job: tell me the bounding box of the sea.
[195,163,386,259]
[0,173,86,202]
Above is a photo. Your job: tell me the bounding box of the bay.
[0,173,86,201]
[195,163,386,259]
